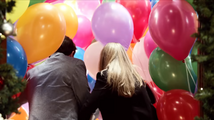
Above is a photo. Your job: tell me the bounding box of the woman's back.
[79,71,157,120]
[97,71,157,120]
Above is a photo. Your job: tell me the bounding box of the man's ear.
[70,51,75,57]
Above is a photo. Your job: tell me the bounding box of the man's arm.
[71,60,90,109]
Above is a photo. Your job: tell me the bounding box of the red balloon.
[116,0,151,40]
[157,89,200,120]
[131,35,139,43]
[149,0,198,60]
[27,64,35,71]
[147,81,164,108]
[148,81,164,98]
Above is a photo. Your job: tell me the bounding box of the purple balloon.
[91,2,134,50]
[144,30,158,58]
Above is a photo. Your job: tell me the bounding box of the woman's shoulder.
[96,69,108,82]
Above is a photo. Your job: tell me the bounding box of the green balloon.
[149,47,197,93]
[28,0,45,7]
[102,0,115,3]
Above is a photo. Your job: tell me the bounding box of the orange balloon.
[142,27,149,37]
[127,43,136,63]
[16,3,66,64]
[54,3,78,39]
[9,107,28,120]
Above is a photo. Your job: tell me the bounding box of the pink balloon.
[73,15,94,49]
[149,0,198,60]
[84,42,104,79]
[51,0,64,4]
[77,0,100,20]
[45,0,56,3]
[132,37,152,82]
[22,103,29,115]
[144,30,158,58]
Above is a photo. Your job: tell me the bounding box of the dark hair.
[55,36,76,56]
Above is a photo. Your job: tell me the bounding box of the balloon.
[143,27,149,38]
[151,0,159,9]
[77,0,100,20]
[149,47,197,93]
[22,103,29,115]
[144,31,158,58]
[6,0,30,23]
[127,43,136,63]
[149,0,198,60]
[73,15,94,49]
[9,107,28,120]
[7,37,27,77]
[132,37,152,82]
[84,42,104,79]
[52,0,65,4]
[148,81,164,99]
[29,0,45,7]
[63,0,80,14]
[74,47,85,61]
[45,0,56,3]
[16,3,66,64]
[87,74,96,92]
[54,3,78,39]
[146,81,164,108]
[103,0,115,3]
[27,64,35,71]
[131,35,138,43]
[92,2,134,50]
[191,46,198,75]
[116,0,151,40]
[157,89,200,120]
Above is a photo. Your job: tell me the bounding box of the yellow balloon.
[54,3,78,39]
[6,0,30,23]
[64,0,80,14]
[16,3,66,64]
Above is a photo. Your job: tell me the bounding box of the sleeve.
[78,72,109,120]
[71,60,90,109]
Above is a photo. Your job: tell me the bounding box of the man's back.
[25,53,89,120]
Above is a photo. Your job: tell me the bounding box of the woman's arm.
[79,72,109,120]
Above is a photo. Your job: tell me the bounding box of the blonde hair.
[99,43,143,97]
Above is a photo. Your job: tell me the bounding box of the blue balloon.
[74,47,85,61]
[151,0,159,9]
[7,37,27,77]
[87,74,96,92]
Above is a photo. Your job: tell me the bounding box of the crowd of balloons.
[6,0,200,119]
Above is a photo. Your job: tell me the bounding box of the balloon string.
[184,59,196,86]
[185,63,192,93]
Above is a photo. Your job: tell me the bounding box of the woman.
[79,43,158,120]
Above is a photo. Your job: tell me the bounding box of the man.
[19,36,90,120]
